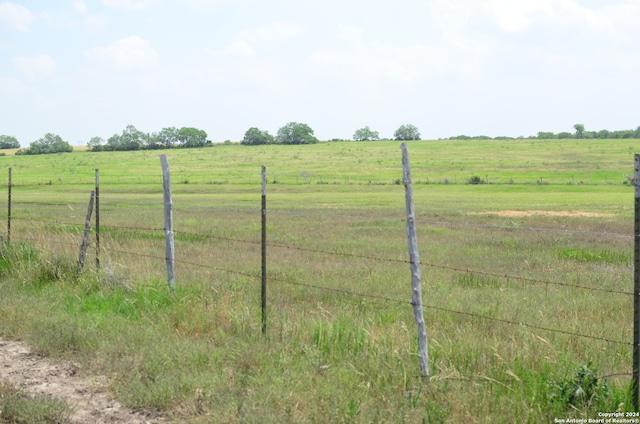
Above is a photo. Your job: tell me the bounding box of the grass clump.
[0,382,72,424]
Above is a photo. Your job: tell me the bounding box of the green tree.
[86,136,105,152]
[573,123,585,139]
[177,127,208,148]
[394,124,421,141]
[596,129,609,139]
[23,133,72,155]
[353,126,380,141]
[156,127,179,149]
[105,125,146,151]
[537,132,556,139]
[0,135,20,149]
[242,127,274,145]
[276,122,318,145]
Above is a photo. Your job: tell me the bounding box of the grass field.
[0,138,638,423]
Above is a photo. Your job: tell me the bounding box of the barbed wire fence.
[2,151,638,401]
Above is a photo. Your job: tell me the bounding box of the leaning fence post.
[77,190,95,274]
[261,165,267,335]
[7,168,11,244]
[160,155,176,292]
[401,143,430,380]
[633,154,640,410]
[95,169,100,269]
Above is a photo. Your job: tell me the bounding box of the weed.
[546,362,610,409]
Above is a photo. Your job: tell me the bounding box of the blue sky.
[1,0,639,146]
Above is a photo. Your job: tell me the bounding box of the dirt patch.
[473,210,615,218]
[0,337,171,423]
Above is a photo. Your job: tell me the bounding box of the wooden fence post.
[77,190,95,274]
[261,165,267,335]
[7,168,11,244]
[401,143,430,380]
[95,169,100,269]
[633,153,640,410]
[160,155,176,292]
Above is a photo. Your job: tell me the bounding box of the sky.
[1,0,640,146]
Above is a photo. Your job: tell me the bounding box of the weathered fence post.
[7,168,11,244]
[95,168,100,269]
[634,154,640,410]
[261,165,267,335]
[160,155,176,292]
[77,190,95,274]
[401,143,430,380]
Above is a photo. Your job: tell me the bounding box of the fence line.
[5,197,635,239]
[9,229,631,349]
[7,215,634,298]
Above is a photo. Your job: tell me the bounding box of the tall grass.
[0,139,637,422]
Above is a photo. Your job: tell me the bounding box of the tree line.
[87,125,210,151]
[448,124,640,141]
[241,123,421,145]
[0,125,210,155]
[2,123,640,155]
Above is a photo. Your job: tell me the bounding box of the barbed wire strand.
[4,198,634,238]
[6,220,635,297]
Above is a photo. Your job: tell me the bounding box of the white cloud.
[87,36,159,71]
[486,0,558,33]
[237,21,302,45]
[0,1,34,32]
[72,0,89,14]
[215,21,302,58]
[429,0,476,32]
[220,40,254,57]
[101,0,154,10]
[13,55,57,79]
[484,0,640,41]
[307,26,494,88]
[73,0,109,31]
[338,25,363,47]
[184,0,226,8]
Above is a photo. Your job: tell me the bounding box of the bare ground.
[0,337,172,424]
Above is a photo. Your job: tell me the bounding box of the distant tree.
[394,124,421,141]
[242,127,274,145]
[86,136,105,152]
[557,132,572,139]
[596,129,610,139]
[156,127,179,149]
[0,135,20,149]
[22,133,72,155]
[276,122,318,145]
[144,132,163,150]
[573,123,585,139]
[617,129,635,139]
[353,126,380,141]
[105,125,146,151]
[537,132,556,139]
[177,127,208,148]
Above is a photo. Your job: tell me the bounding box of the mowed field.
[0,138,638,423]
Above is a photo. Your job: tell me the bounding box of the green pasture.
[0,138,638,423]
